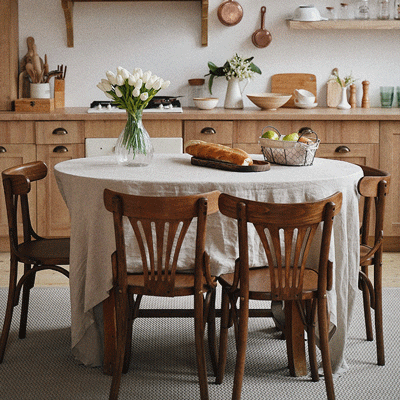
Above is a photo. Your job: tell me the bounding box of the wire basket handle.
[261,125,282,138]
[298,127,319,143]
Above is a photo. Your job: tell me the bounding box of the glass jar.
[188,78,205,107]
[395,0,400,19]
[378,0,390,19]
[339,3,350,19]
[326,6,337,19]
[356,0,370,19]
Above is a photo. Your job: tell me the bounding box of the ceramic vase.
[224,77,244,109]
[115,110,154,166]
[337,86,351,110]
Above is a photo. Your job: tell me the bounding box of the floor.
[0,252,399,287]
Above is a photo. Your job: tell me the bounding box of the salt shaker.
[362,81,370,109]
[349,84,357,108]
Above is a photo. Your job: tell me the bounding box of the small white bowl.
[193,97,219,110]
[294,89,316,106]
[292,6,327,22]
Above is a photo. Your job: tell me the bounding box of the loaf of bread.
[185,140,253,166]
[298,136,313,144]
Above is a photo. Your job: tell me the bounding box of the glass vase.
[115,110,154,166]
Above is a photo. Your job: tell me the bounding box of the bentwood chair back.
[216,192,342,400]
[357,164,390,366]
[103,189,220,400]
[0,161,69,363]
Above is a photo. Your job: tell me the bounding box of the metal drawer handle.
[52,127,68,135]
[335,145,350,153]
[53,145,68,153]
[0,146,6,153]
[200,127,216,135]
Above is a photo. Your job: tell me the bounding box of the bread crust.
[185,140,253,166]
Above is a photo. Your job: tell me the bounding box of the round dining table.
[54,153,363,376]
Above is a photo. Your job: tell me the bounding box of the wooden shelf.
[61,0,208,48]
[287,19,400,30]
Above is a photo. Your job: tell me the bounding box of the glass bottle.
[188,78,205,107]
[326,6,337,20]
[339,3,350,19]
[378,0,390,19]
[395,0,400,19]
[356,0,370,19]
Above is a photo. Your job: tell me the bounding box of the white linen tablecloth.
[54,154,362,373]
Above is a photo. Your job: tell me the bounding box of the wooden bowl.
[247,93,291,110]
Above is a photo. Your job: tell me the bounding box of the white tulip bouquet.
[97,67,170,165]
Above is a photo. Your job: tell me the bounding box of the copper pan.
[252,6,272,48]
[217,0,243,26]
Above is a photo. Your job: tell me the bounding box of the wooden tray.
[191,157,270,172]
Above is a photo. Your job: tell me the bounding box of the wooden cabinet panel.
[0,121,35,143]
[36,121,84,144]
[184,120,233,145]
[36,144,84,237]
[0,144,36,250]
[235,120,379,145]
[379,122,400,239]
[85,120,182,138]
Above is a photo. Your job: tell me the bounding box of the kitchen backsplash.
[19,0,400,108]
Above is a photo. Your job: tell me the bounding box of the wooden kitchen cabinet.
[0,144,36,250]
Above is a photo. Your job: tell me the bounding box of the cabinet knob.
[200,127,216,135]
[0,146,6,153]
[335,145,350,153]
[53,145,68,153]
[52,127,68,135]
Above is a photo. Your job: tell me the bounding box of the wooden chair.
[357,165,391,366]
[216,192,343,400]
[0,161,70,363]
[103,189,220,400]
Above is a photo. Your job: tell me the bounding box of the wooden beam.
[61,0,74,48]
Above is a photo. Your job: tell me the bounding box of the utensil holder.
[54,79,65,108]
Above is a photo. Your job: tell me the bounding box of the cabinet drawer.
[0,121,35,143]
[85,120,182,138]
[317,143,379,167]
[184,120,233,145]
[236,120,379,145]
[36,121,84,144]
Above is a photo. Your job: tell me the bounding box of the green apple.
[282,132,299,142]
[262,130,279,140]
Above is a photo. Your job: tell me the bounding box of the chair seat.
[218,267,319,299]
[18,238,70,265]
[127,273,217,296]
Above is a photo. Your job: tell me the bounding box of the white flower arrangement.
[329,69,357,88]
[206,54,262,94]
[97,67,170,114]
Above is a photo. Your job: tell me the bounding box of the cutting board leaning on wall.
[271,73,317,108]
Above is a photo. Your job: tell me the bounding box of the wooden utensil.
[252,7,272,48]
[217,0,243,26]
[25,62,36,83]
[271,73,317,108]
[32,44,42,82]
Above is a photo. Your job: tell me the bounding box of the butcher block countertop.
[1,107,400,121]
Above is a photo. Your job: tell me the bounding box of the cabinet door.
[36,144,84,237]
[380,122,400,240]
[0,144,36,250]
[184,120,233,146]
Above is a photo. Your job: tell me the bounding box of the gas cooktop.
[87,96,183,113]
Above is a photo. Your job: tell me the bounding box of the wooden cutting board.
[326,80,342,107]
[271,73,317,108]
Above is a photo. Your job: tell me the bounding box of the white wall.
[19,0,400,108]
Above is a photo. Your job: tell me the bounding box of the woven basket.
[259,126,320,166]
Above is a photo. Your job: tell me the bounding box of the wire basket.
[259,126,320,166]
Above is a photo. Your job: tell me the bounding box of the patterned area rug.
[0,287,399,399]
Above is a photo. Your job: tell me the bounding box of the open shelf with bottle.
[287,19,400,29]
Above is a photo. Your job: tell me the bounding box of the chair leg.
[109,290,129,400]
[231,293,249,400]
[0,255,19,363]
[122,293,135,374]
[318,298,335,400]
[216,287,230,384]
[374,259,385,366]
[19,264,35,339]
[360,267,373,341]
[194,291,209,400]
[306,300,319,382]
[206,288,218,377]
